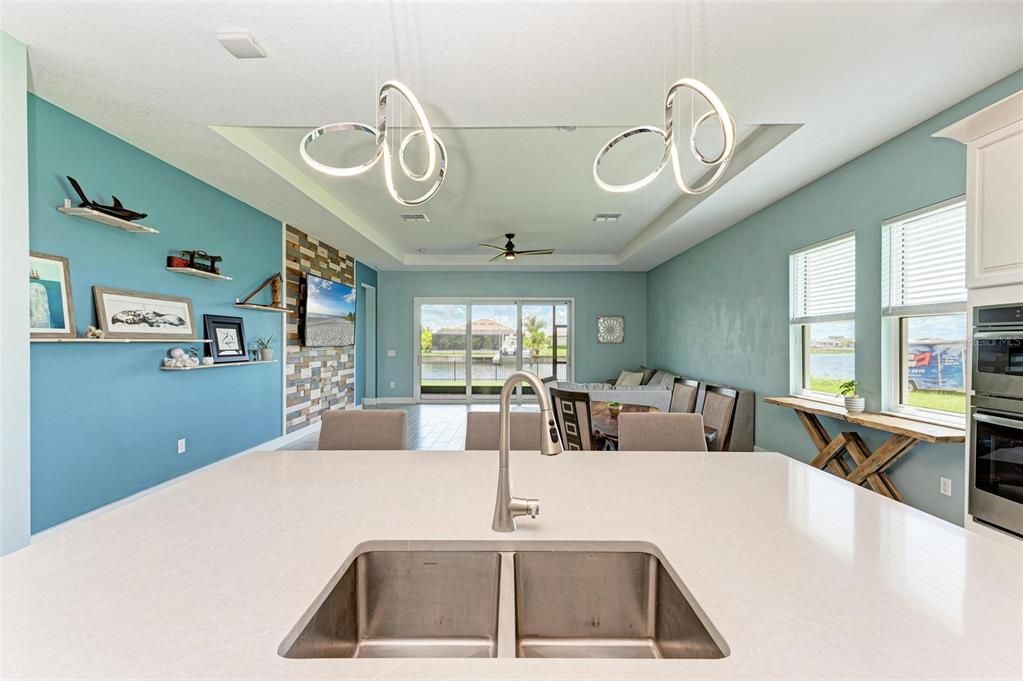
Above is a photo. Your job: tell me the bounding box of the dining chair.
[549,388,600,451]
[317,409,408,450]
[617,413,708,452]
[700,385,739,452]
[669,377,704,413]
[464,411,543,450]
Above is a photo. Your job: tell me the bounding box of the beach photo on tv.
[304,274,356,347]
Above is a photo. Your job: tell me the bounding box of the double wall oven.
[970,304,1023,536]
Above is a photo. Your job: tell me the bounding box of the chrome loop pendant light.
[593,77,736,196]
[300,80,447,207]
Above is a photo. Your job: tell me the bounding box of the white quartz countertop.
[2,449,1021,680]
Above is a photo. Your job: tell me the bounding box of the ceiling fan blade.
[489,252,508,262]
[514,249,556,256]
[479,243,505,251]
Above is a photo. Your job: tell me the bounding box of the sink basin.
[280,542,726,660]
[280,551,502,658]
[514,551,724,659]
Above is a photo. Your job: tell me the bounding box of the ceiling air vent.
[593,213,622,223]
[401,214,430,223]
[216,31,267,59]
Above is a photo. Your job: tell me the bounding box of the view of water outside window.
[419,302,570,396]
[805,321,855,395]
[902,313,967,414]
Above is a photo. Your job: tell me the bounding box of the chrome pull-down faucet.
[492,371,563,532]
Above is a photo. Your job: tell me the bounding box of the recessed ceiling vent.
[593,213,622,223]
[401,214,430,223]
[216,31,267,59]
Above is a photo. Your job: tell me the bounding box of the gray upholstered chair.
[617,413,708,452]
[317,409,408,450]
[669,377,703,413]
[700,385,738,452]
[464,411,543,450]
[549,388,601,451]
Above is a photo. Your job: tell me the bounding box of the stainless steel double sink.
[279,542,727,660]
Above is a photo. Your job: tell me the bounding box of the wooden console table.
[764,396,965,502]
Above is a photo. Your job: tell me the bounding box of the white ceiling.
[2,1,1021,271]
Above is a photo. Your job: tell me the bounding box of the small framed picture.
[30,252,76,339]
[94,286,196,340]
[597,315,625,344]
[203,314,248,363]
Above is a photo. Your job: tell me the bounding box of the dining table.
[589,400,718,450]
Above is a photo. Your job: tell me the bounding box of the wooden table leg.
[846,434,918,488]
[842,432,899,499]
[796,410,851,476]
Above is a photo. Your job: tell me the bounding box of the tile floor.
[283,403,540,451]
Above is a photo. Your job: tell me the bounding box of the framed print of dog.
[93,286,196,340]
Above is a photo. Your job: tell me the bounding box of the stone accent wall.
[284,224,356,433]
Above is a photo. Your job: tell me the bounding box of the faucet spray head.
[540,408,563,456]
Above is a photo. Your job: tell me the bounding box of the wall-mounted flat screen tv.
[303,274,356,347]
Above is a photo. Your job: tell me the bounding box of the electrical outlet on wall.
[940,477,952,496]
[177,438,187,455]
[387,349,396,357]
[389,381,396,389]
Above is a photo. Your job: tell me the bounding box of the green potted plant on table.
[253,335,277,362]
[837,380,864,413]
[607,401,622,418]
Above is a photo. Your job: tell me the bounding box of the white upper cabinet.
[935,92,1023,289]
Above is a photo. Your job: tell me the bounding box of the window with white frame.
[882,197,967,421]
[790,233,856,400]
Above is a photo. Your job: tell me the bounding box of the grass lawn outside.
[807,377,965,414]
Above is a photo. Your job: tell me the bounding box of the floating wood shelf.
[160,360,278,371]
[33,338,211,344]
[234,303,289,313]
[166,266,233,281]
[58,206,159,234]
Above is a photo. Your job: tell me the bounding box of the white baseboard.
[366,396,415,405]
[31,426,315,542]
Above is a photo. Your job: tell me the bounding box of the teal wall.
[376,270,647,397]
[647,70,1023,525]
[28,96,283,532]
[354,260,378,405]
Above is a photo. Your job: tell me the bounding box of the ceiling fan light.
[506,253,515,260]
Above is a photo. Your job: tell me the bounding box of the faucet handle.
[510,496,541,519]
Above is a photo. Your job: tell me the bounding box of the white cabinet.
[935,92,1023,289]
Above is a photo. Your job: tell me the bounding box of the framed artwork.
[597,315,625,344]
[203,314,248,363]
[30,252,76,339]
[93,286,196,340]
[303,274,356,347]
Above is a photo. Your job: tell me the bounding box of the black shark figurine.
[66,176,147,221]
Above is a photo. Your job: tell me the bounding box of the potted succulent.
[607,401,622,418]
[837,380,864,413]
[253,335,276,362]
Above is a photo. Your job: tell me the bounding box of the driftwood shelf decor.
[234,272,288,313]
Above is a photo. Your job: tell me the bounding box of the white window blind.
[882,198,966,316]
[790,233,856,324]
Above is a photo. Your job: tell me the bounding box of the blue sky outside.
[421,303,568,333]
[307,276,356,317]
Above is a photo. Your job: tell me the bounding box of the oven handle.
[973,412,1023,430]
[973,331,1023,339]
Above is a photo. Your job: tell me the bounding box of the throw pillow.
[648,370,676,387]
[616,369,644,386]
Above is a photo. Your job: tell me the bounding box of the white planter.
[844,396,865,413]
[259,349,274,362]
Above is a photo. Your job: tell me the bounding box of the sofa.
[547,365,756,451]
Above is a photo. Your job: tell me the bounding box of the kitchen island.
[1,449,1020,679]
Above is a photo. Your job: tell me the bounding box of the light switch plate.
[940,477,952,496]
[177,438,187,454]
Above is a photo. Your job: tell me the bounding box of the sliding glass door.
[415,298,572,401]
[419,303,468,398]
